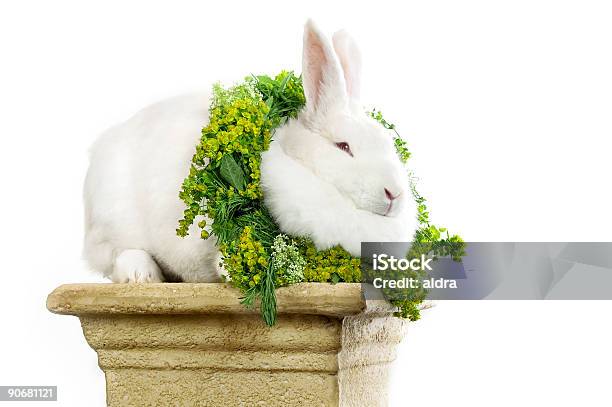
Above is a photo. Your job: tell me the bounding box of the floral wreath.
[177,71,464,325]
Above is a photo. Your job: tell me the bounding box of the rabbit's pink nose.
[385,188,398,201]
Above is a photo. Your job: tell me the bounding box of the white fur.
[83,20,416,282]
[113,249,164,283]
[261,21,416,256]
[84,92,223,282]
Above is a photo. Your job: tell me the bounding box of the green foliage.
[219,155,247,190]
[176,79,272,242]
[409,182,466,263]
[177,72,464,326]
[300,240,362,283]
[252,72,305,126]
[368,109,466,320]
[370,109,411,163]
[177,72,304,325]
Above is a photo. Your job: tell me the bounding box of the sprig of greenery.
[368,109,465,320]
[370,109,410,163]
[177,72,304,325]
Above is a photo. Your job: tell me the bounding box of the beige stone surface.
[47,283,367,317]
[47,283,404,407]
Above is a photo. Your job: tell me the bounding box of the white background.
[1,0,611,406]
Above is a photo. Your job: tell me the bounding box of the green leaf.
[219,154,246,190]
[261,263,277,326]
[330,273,340,284]
[265,96,274,108]
[279,73,291,91]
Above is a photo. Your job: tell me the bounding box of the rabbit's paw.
[111,249,164,283]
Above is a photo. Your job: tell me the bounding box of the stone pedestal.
[47,283,404,407]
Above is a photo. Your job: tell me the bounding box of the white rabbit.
[261,23,416,257]
[83,20,416,283]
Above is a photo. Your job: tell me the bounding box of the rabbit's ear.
[302,20,346,117]
[332,30,362,100]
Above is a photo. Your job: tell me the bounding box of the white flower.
[271,234,305,284]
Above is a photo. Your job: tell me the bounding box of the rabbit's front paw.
[111,249,164,283]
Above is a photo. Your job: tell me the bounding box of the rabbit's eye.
[335,142,353,157]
